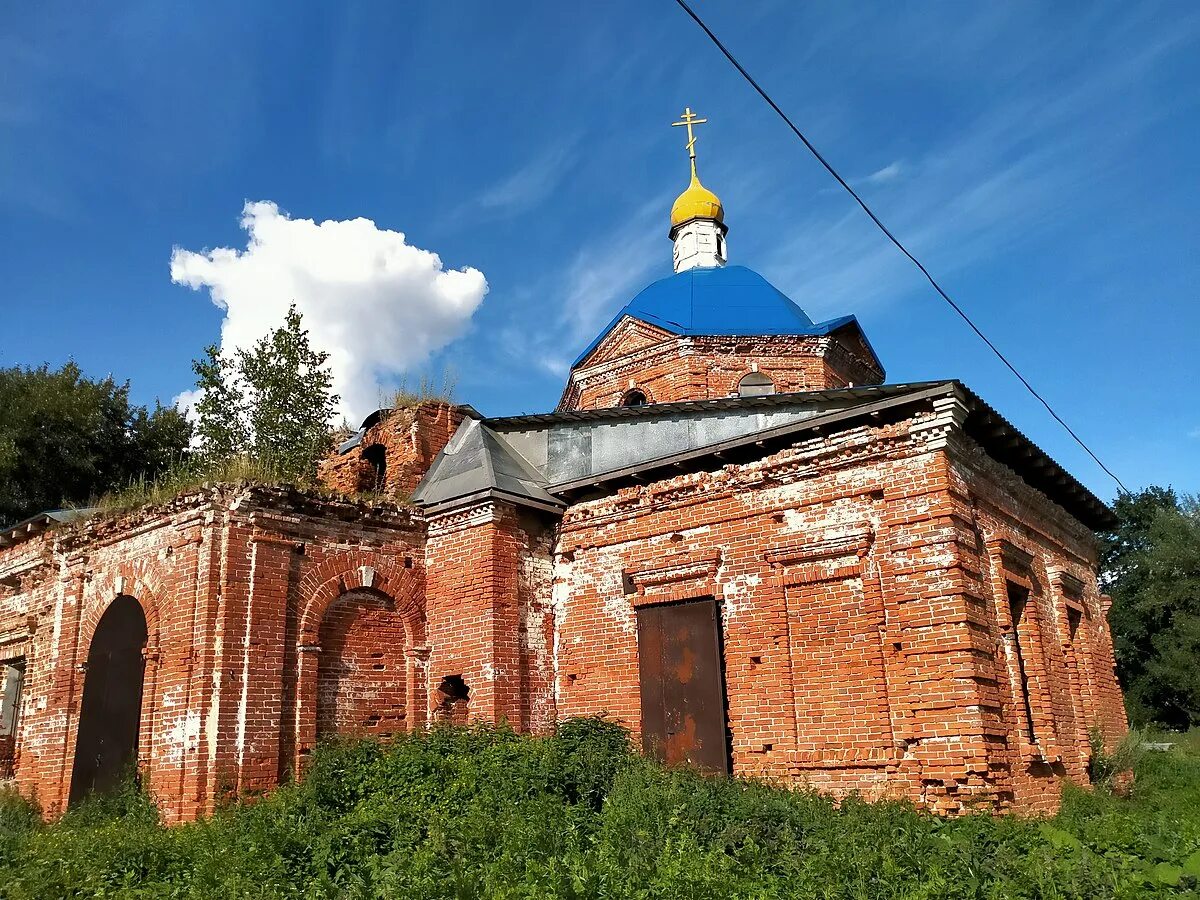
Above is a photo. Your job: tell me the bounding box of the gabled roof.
[572,265,882,373]
[411,382,1116,530]
[408,418,564,513]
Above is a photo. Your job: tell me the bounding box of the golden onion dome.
[670,161,724,231]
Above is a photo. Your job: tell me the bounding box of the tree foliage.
[0,362,191,528]
[191,305,338,480]
[1102,487,1200,728]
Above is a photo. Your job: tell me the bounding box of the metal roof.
[0,507,97,550]
[571,264,883,372]
[412,381,1116,530]
[409,418,564,513]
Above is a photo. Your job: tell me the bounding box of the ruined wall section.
[319,402,465,498]
[0,488,424,822]
[561,327,883,410]
[941,422,1126,815]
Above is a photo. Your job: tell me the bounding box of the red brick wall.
[318,402,464,497]
[316,590,409,740]
[424,502,556,732]
[0,407,1124,821]
[0,487,425,821]
[561,330,883,410]
[549,402,1125,813]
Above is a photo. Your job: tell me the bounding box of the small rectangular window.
[0,659,25,779]
[1007,584,1037,744]
[1066,606,1083,641]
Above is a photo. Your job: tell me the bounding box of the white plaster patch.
[720,573,762,623]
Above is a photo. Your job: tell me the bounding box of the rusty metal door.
[637,596,731,774]
[69,595,147,804]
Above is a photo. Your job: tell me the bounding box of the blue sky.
[2,1,1197,503]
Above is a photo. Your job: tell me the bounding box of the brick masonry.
[0,333,1126,820]
[559,319,884,410]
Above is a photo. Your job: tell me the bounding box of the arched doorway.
[69,595,148,804]
[316,590,408,740]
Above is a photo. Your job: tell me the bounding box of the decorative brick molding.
[624,551,721,606]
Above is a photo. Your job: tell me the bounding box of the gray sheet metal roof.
[409,418,564,513]
[0,507,97,549]
[412,381,1116,530]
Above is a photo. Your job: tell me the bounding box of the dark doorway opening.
[362,444,387,492]
[69,595,148,805]
[636,596,731,774]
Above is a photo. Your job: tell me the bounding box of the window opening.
[1066,606,1083,641]
[738,372,775,397]
[1007,583,1038,744]
[435,675,470,725]
[0,659,24,779]
[362,444,387,491]
[621,389,647,407]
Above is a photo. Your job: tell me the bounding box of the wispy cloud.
[1188,427,1200,440]
[863,161,903,185]
[484,194,669,383]
[761,13,1200,321]
[478,139,579,215]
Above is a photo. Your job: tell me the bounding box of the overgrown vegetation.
[1102,487,1200,728]
[381,367,458,410]
[1,719,1198,898]
[191,304,339,480]
[0,362,191,528]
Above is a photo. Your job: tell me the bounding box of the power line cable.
[671,0,1128,494]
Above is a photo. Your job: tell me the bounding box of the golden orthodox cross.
[672,107,708,160]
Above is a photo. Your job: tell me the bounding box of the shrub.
[1,721,1199,897]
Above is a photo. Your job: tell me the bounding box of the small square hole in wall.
[762,743,774,753]
[749,655,762,669]
[567,673,579,683]
[771,513,786,524]
[404,556,414,569]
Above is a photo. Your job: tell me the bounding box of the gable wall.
[561,329,884,411]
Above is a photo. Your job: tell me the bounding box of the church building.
[0,112,1125,820]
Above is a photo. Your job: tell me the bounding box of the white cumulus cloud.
[170,200,488,422]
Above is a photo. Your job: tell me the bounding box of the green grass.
[1,720,1198,899]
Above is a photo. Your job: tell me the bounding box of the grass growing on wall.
[1,721,1198,899]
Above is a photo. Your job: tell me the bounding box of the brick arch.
[66,564,167,813]
[294,551,426,769]
[298,552,424,646]
[79,566,165,654]
[619,384,655,407]
[726,368,776,398]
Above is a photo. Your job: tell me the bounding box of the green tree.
[0,362,191,527]
[191,305,338,480]
[1102,487,1200,728]
[190,344,247,461]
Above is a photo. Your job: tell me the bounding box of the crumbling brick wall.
[424,502,556,732]
[0,487,425,821]
[318,402,464,498]
[549,401,1125,814]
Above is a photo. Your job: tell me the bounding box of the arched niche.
[69,595,147,804]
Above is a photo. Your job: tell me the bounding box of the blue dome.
[573,265,870,368]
